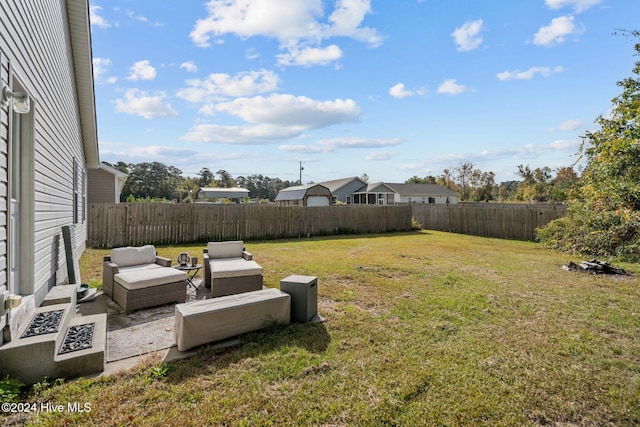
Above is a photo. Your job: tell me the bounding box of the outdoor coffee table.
[173,264,202,289]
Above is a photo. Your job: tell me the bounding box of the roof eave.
[67,0,99,169]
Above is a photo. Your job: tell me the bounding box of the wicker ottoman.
[114,268,187,313]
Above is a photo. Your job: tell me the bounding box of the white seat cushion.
[210,258,263,279]
[115,268,187,290]
[118,263,163,273]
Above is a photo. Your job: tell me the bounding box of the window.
[428,197,435,204]
[82,170,86,222]
[73,158,79,224]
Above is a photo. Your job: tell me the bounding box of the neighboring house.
[197,187,250,203]
[319,176,367,204]
[386,183,458,204]
[275,184,332,206]
[351,182,397,205]
[324,178,459,205]
[0,0,99,338]
[88,163,128,203]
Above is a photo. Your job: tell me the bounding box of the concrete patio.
[75,278,241,376]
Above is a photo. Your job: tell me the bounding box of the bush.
[0,377,24,402]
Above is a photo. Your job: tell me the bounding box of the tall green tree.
[538,32,640,259]
[217,169,236,188]
[198,168,215,187]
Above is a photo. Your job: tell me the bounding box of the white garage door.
[306,196,329,206]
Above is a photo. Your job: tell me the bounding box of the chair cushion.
[111,245,157,267]
[118,263,164,273]
[208,241,244,259]
[210,258,263,279]
[115,267,187,290]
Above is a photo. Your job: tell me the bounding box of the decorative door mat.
[58,323,96,355]
[21,310,65,338]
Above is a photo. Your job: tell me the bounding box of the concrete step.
[0,302,106,385]
[54,314,106,380]
[0,303,74,384]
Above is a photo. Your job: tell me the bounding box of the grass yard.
[8,231,640,426]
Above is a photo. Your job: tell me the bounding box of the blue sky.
[89,0,640,184]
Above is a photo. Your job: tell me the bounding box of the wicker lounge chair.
[203,241,263,297]
[103,245,187,313]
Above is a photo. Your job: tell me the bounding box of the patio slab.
[76,278,213,366]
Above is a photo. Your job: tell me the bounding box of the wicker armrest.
[203,251,211,288]
[242,251,253,261]
[102,257,120,298]
[155,256,171,267]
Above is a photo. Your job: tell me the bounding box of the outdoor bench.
[174,288,290,351]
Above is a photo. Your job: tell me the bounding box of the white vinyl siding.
[1,0,90,303]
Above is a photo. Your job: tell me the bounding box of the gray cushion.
[210,258,263,279]
[111,245,156,267]
[207,241,244,259]
[115,268,187,290]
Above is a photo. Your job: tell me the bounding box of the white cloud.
[478,140,580,160]
[190,0,382,66]
[182,124,301,144]
[276,45,343,67]
[437,79,466,95]
[180,61,198,73]
[93,58,114,82]
[545,0,603,13]
[127,60,157,80]
[549,119,583,131]
[389,83,413,99]
[181,94,362,145]
[213,94,361,129]
[451,19,484,52]
[279,136,402,154]
[496,66,564,81]
[177,69,280,103]
[365,150,396,161]
[114,89,178,119]
[89,5,111,29]
[533,15,583,47]
[549,139,580,150]
[125,9,148,23]
[100,144,200,163]
[323,0,383,46]
[246,48,260,60]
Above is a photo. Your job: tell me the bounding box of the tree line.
[104,161,300,203]
[405,161,578,203]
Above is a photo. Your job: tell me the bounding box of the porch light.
[1,85,30,114]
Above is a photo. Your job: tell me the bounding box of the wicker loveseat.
[103,245,187,313]
[203,241,264,297]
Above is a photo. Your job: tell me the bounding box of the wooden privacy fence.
[412,203,567,241]
[87,203,413,248]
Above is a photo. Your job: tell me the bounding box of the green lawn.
[9,231,640,426]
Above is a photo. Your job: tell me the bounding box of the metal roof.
[275,184,331,201]
[198,187,250,199]
[385,183,458,196]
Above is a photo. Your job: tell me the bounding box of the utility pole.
[299,161,304,185]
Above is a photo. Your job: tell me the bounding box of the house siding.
[88,168,118,203]
[1,0,89,304]
[334,180,366,203]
